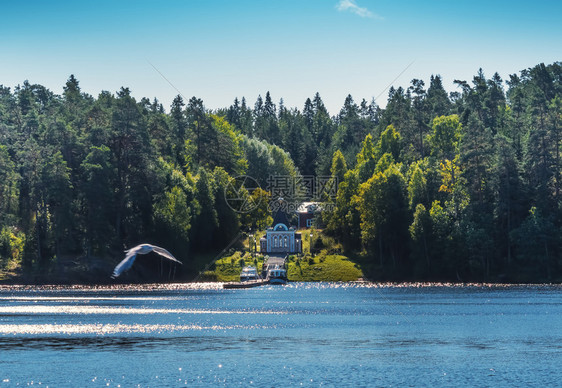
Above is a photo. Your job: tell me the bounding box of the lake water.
[1,283,561,387]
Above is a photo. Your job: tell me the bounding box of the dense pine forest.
[0,62,561,283]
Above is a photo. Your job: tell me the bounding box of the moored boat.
[240,266,260,282]
[222,266,266,289]
[266,265,287,285]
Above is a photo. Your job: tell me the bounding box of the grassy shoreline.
[200,249,364,282]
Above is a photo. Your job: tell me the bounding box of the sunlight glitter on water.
[0,323,271,335]
[279,282,562,289]
[0,296,181,301]
[0,282,223,292]
[1,282,560,293]
[0,305,284,315]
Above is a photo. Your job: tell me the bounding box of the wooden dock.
[223,279,268,289]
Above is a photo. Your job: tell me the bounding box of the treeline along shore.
[0,62,561,284]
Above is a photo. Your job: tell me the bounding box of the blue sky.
[2,0,561,114]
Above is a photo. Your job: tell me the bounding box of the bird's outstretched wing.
[111,244,181,278]
[124,244,145,254]
[112,250,138,278]
[151,245,182,264]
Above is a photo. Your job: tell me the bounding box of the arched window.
[284,236,288,248]
[274,236,278,247]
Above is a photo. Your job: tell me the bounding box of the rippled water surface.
[1,283,561,386]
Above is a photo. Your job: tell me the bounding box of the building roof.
[272,207,290,228]
[296,202,320,214]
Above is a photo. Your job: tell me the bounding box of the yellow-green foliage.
[213,252,265,282]
[0,227,24,272]
[287,251,363,281]
[302,228,339,255]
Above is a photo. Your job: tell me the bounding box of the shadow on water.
[0,336,244,352]
[0,335,449,352]
[3,333,562,354]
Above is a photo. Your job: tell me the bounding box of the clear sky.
[1,0,561,115]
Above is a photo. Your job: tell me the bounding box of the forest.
[0,61,561,283]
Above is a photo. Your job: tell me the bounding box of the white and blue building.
[260,208,302,254]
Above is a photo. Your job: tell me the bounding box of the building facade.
[296,202,320,229]
[260,207,302,254]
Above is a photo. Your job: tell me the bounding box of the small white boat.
[266,265,287,285]
[240,266,260,282]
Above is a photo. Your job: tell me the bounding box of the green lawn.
[201,230,363,282]
[203,251,265,282]
[204,250,363,282]
[286,252,363,282]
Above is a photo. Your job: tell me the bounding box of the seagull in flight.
[112,244,182,278]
